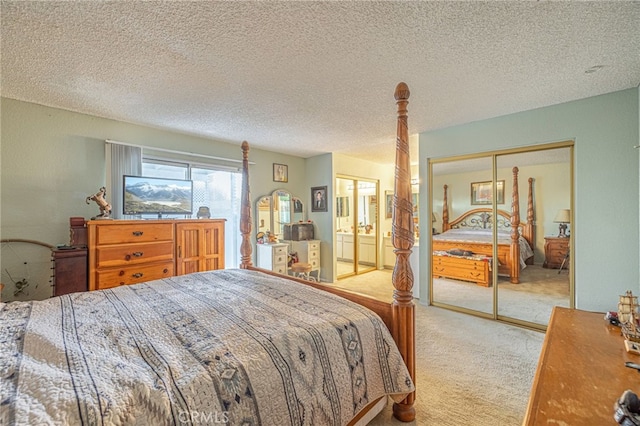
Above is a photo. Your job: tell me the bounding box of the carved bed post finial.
[510,167,521,283]
[442,184,449,231]
[240,141,253,269]
[527,177,534,225]
[391,82,416,422]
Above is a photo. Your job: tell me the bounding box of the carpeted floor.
[333,265,569,326]
[330,270,547,425]
[367,305,544,425]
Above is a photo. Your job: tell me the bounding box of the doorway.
[336,176,379,279]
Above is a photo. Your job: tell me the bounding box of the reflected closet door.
[336,177,356,278]
[336,176,379,279]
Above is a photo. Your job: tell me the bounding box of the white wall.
[419,88,639,311]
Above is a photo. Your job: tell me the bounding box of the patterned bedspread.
[1,269,413,425]
[433,228,534,268]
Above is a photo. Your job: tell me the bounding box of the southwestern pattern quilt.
[1,269,413,425]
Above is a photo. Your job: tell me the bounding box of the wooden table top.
[524,306,640,425]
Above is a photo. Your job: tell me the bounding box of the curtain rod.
[105,139,256,164]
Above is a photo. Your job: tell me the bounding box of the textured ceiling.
[1,1,639,165]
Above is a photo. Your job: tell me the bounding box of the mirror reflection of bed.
[430,146,573,328]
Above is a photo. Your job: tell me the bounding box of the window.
[142,159,242,268]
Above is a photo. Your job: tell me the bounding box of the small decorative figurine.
[86,186,112,220]
[197,206,211,219]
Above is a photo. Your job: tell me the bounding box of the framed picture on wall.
[471,180,505,205]
[311,186,328,212]
[273,163,288,183]
[385,191,393,219]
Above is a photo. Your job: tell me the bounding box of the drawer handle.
[119,270,125,276]
[132,231,144,236]
[163,269,169,274]
[132,273,144,278]
[125,252,144,261]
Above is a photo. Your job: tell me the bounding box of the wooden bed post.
[240,141,253,269]
[442,184,449,231]
[391,82,416,422]
[509,167,521,284]
[524,177,535,264]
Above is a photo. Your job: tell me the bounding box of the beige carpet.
[333,265,569,326]
[330,271,545,425]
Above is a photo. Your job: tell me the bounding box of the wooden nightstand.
[52,247,88,296]
[543,237,569,269]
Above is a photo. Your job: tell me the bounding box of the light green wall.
[419,88,640,311]
[304,153,333,281]
[0,98,307,287]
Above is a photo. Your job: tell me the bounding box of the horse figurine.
[86,186,112,220]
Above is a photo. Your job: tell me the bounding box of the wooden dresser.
[543,236,569,269]
[525,307,640,425]
[88,219,225,291]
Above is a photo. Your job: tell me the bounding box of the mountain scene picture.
[124,176,193,215]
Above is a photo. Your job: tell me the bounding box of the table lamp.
[554,209,570,238]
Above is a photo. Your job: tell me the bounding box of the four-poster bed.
[0,83,417,425]
[433,168,535,284]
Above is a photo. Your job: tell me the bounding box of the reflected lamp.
[554,209,571,238]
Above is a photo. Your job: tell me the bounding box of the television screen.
[123,175,193,216]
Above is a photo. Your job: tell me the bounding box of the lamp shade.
[554,209,571,223]
[432,212,437,222]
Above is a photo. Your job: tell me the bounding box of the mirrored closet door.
[336,176,379,279]
[431,157,494,316]
[430,143,573,328]
[495,147,572,326]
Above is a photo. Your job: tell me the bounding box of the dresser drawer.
[95,223,174,244]
[273,245,288,256]
[273,263,288,275]
[274,252,288,267]
[307,248,320,260]
[95,241,174,268]
[96,261,174,289]
[308,258,320,270]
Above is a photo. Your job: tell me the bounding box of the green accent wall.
[419,88,640,311]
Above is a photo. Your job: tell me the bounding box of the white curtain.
[106,142,142,219]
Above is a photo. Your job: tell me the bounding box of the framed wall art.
[385,191,393,219]
[311,186,327,212]
[471,180,505,205]
[273,163,288,183]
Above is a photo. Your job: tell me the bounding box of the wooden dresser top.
[525,306,640,425]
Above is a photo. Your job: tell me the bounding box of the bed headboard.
[446,208,514,231]
[441,170,535,250]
